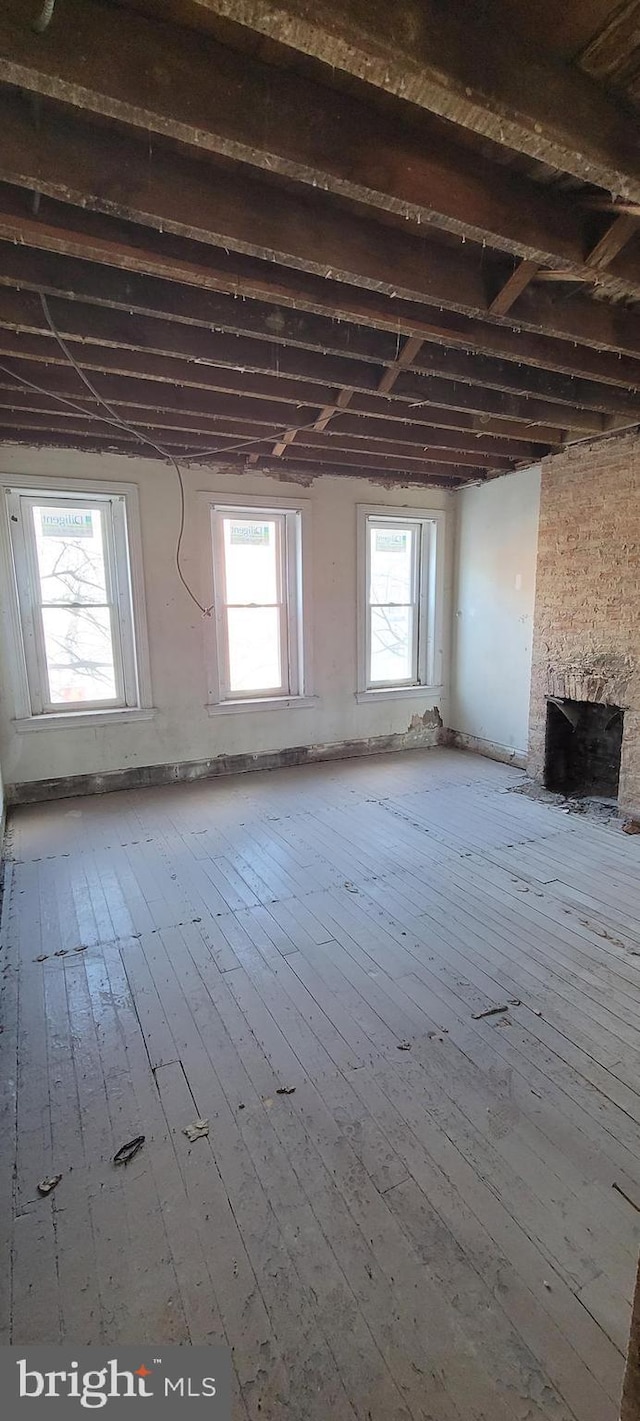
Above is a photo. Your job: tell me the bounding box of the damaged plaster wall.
[449,464,541,765]
[0,446,453,797]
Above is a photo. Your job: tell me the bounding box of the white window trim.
[0,474,153,725]
[207,695,317,716]
[201,491,313,712]
[356,504,445,700]
[14,707,156,733]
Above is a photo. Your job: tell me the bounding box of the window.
[4,485,149,721]
[358,507,444,696]
[210,503,308,706]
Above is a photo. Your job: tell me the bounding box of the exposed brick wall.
[528,432,640,815]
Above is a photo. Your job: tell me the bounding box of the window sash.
[8,490,139,715]
[366,519,423,688]
[212,508,302,701]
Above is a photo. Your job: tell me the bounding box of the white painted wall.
[449,465,541,762]
[0,446,453,791]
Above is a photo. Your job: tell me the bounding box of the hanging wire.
[5,294,340,613]
[32,0,56,33]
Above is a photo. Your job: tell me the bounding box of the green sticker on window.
[41,510,94,539]
[375,530,407,553]
[229,523,270,546]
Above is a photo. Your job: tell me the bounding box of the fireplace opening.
[544,699,624,799]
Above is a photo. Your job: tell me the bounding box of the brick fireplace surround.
[528,431,640,817]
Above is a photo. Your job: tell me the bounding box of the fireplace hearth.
[544,699,624,799]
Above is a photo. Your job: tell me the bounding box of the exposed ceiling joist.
[0,335,563,445]
[4,197,640,394]
[5,93,640,359]
[5,0,636,296]
[189,0,640,199]
[488,261,541,317]
[270,334,425,457]
[1,0,639,481]
[0,287,607,433]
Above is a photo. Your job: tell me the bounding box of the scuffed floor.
[1,748,639,1420]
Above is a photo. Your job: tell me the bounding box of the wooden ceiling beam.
[0,0,623,286]
[190,0,640,200]
[2,244,638,421]
[0,335,560,446]
[271,335,425,459]
[273,442,488,475]
[0,389,505,467]
[0,288,603,432]
[0,378,545,460]
[0,412,473,483]
[489,261,541,318]
[0,92,504,318]
[3,193,640,393]
[586,213,640,271]
[4,95,640,362]
[409,346,640,418]
[0,335,563,445]
[0,241,401,370]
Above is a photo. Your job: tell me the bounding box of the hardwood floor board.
[383,1172,589,1421]
[431,857,640,1003]
[377,870,640,1079]
[63,956,142,1342]
[145,959,366,1421]
[267,1081,530,1421]
[3,748,639,1415]
[100,947,238,1353]
[346,874,640,1155]
[493,837,640,911]
[119,935,182,1070]
[281,950,383,1069]
[230,1096,417,1421]
[226,926,367,1073]
[399,968,640,1196]
[157,845,236,918]
[378,1037,633,1340]
[94,846,157,935]
[399,1024,638,1301]
[43,962,103,1342]
[301,927,428,1046]
[249,816,346,885]
[82,948,190,1343]
[11,1208,62,1346]
[210,823,322,899]
[199,950,513,1418]
[294,886,640,1267]
[152,1060,295,1421]
[14,956,53,1213]
[348,1067,623,1414]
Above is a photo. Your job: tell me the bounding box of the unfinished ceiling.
[1,0,640,487]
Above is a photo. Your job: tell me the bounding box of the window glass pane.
[370,605,414,684]
[41,606,117,704]
[32,505,109,605]
[369,525,414,606]
[223,517,279,605]
[227,607,282,693]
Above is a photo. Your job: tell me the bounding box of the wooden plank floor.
[1,747,639,1419]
